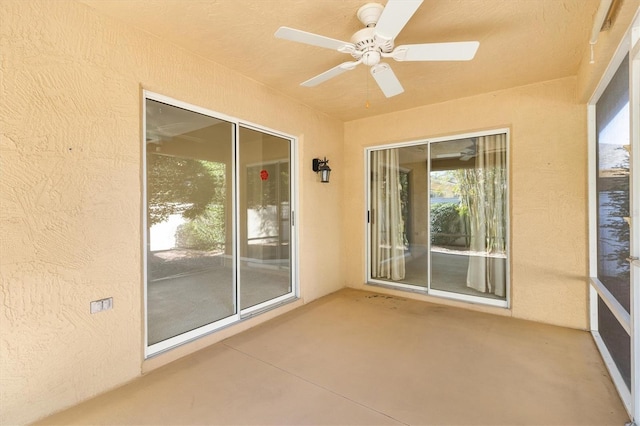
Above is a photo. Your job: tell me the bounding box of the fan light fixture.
[312,157,331,183]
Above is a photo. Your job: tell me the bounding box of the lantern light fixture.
[312,157,331,183]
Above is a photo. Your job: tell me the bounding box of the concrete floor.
[37,289,628,425]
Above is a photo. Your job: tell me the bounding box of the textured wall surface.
[0,1,344,424]
[576,0,640,102]
[2,0,633,424]
[344,77,589,329]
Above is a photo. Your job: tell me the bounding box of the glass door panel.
[239,126,292,310]
[598,297,632,390]
[596,54,631,312]
[145,99,234,346]
[369,146,428,287]
[429,135,508,302]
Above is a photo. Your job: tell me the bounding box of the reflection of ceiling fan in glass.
[145,100,220,145]
[274,0,479,98]
[460,143,477,161]
[434,139,477,161]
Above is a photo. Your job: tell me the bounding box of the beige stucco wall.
[3,0,636,424]
[344,76,589,329]
[577,0,640,102]
[0,1,344,424]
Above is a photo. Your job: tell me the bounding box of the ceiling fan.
[274,0,479,98]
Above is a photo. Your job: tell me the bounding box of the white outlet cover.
[90,300,103,314]
[102,298,113,311]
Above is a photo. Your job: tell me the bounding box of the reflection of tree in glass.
[175,203,226,251]
[454,166,506,254]
[399,171,410,248]
[430,202,463,246]
[279,167,290,204]
[598,146,630,279]
[147,153,225,226]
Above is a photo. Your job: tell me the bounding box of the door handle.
[627,256,639,263]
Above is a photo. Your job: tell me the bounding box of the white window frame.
[364,128,510,309]
[142,91,299,357]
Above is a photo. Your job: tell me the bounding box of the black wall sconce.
[312,157,331,183]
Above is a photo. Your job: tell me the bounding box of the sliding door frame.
[364,128,510,309]
[142,91,298,357]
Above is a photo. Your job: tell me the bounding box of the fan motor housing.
[350,27,394,58]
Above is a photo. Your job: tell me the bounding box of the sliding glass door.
[367,130,509,307]
[144,94,296,355]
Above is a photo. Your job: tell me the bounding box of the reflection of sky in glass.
[150,214,185,251]
[599,101,629,172]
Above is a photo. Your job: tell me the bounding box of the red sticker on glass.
[260,169,269,181]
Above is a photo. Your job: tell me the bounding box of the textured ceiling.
[79,0,600,121]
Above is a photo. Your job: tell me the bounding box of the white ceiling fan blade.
[374,0,423,41]
[275,27,355,52]
[370,63,404,98]
[301,62,358,87]
[393,41,480,61]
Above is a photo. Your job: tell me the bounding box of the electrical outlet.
[102,297,113,311]
[90,297,113,314]
[90,300,103,314]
